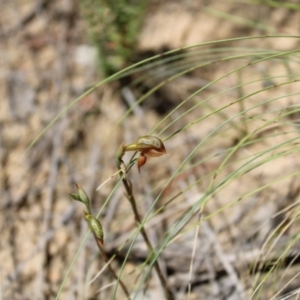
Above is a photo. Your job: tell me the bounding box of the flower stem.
[119,168,173,300]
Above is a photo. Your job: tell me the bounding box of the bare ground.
[1,1,300,299]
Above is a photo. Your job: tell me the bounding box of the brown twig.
[119,168,173,300]
[92,233,131,300]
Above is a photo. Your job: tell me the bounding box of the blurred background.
[1,1,300,299]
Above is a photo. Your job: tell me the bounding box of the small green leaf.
[69,193,81,201]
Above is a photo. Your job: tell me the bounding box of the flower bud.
[70,184,91,214]
[84,212,104,247]
[76,184,89,205]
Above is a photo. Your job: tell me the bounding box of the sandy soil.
[1,1,300,299]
